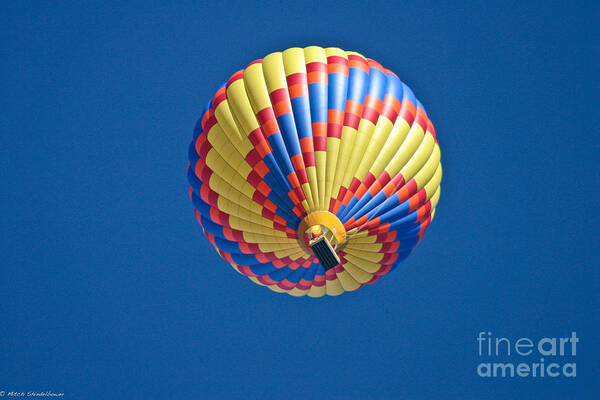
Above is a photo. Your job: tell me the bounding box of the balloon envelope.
[187,46,442,296]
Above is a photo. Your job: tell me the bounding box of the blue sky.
[1,1,598,399]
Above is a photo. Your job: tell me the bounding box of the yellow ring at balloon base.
[297,211,346,254]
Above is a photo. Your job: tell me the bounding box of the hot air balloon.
[187,46,442,297]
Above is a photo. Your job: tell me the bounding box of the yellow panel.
[324,47,346,58]
[429,187,441,209]
[314,151,327,210]
[324,137,341,208]
[226,79,261,134]
[243,62,272,112]
[307,283,326,298]
[368,119,411,177]
[342,262,375,284]
[383,119,425,177]
[398,133,435,182]
[205,151,254,199]
[272,249,311,261]
[335,269,362,292]
[228,214,275,233]
[214,101,252,154]
[423,164,442,200]
[208,125,252,179]
[343,254,382,273]
[352,118,394,181]
[267,284,287,293]
[215,197,265,226]
[282,47,306,75]
[346,233,378,244]
[213,180,264,216]
[287,287,310,297]
[262,52,287,91]
[331,125,359,201]
[340,118,377,191]
[413,144,441,190]
[344,248,385,263]
[344,241,383,253]
[242,231,298,244]
[256,242,302,252]
[303,46,326,64]
[324,276,345,296]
